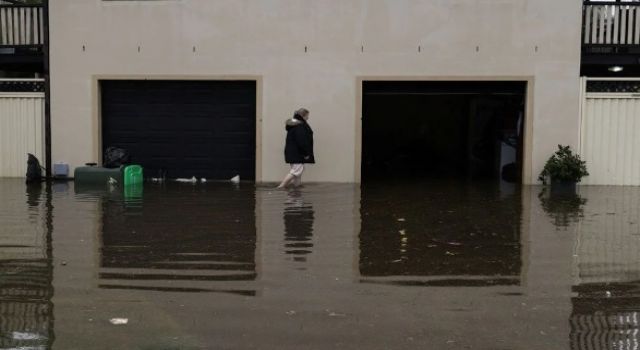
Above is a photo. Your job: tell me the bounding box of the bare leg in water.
[277,173,296,189]
[293,175,302,188]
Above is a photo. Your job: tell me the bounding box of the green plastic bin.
[123,165,143,186]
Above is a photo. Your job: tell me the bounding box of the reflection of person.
[278,108,315,189]
[283,191,315,262]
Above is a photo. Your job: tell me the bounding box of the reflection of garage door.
[101,80,256,180]
[580,78,640,186]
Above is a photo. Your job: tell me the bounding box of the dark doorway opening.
[362,81,526,183]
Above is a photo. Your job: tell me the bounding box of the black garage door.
[101,80,256,180]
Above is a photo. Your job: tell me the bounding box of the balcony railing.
[0,4,44,47]
[582,0,640,58]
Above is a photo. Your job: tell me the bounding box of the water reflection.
[0,181,53,349]
[570,187,640,350]
[571,282,640,350]
[539,189,587,228]
[97,183,258,296]
[359,182,523,286]
[283,190,315,265]
[25,182,42,209]
[7,179,640,349]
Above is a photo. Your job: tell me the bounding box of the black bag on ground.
[104,147,131,168]
[501,162,518,183]
[26,153,43,184]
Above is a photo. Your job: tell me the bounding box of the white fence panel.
[581,93,640,186]
[0,93,45,178]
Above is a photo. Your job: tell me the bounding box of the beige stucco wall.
[50,0,582,183]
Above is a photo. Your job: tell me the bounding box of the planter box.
[550,180,577,196]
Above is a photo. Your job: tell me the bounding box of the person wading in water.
[277,108,314,189]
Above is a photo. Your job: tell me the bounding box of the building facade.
[47,0,584,183]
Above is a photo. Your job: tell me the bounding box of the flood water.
[1,179,639,349]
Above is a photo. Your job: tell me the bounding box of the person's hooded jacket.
[284,116,315,164]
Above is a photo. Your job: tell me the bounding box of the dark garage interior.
[362,81,526,183]
[101,80,256,180]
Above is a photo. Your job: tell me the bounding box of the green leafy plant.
[538,145,589,184]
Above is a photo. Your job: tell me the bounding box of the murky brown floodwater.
[1,179,639,349]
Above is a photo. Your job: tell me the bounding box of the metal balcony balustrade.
[0,3,43,58]
[583,0,640,54]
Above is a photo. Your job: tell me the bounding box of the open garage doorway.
[361,81,527,183]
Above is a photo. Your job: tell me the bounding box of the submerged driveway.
[1,180,639,349]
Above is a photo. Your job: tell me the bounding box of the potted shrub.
[538,145,589,195]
